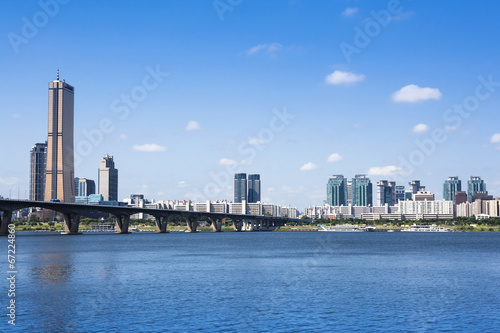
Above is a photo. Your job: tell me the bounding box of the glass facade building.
[98,155,118,201]
[467,176,486,202]
[352,175,372,207]
[326,175,348,206]
[443,176,461,201]
[30,142,47,201]
[247,174,261,203]
[234,173,247,203]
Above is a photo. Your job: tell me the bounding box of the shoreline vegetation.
[10,217,500,233]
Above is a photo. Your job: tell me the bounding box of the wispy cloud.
[119,134,128,140]
[186,120,201,131]
[327,153,343,162]
[367,165,402,176]
[178,181,188,188]
[11,113,20,118]
[246,43,283,57]
[299,162,318,171]
[0,177,18,185]
[392,84,442,103]
[491,133,500,143]
[248,138,264,145]
[412,123,430,134]
[325,70,365,85]
[132,143,167,152]
[342,7,358,17]
[219,158,237,165]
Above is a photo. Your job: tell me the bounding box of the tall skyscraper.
[44,70,75,202]
[377,180,396,206]
[98,155,118,201]
[234,173,247,203]
[443,176,461,201]
[352,175,372,207]
[346,180,352,205]
[467,176,486,202]
[326,175,348,206]
[30,142,47,201]
[247,174,261,203]
[75,178,96,197]
[395,185,405,204]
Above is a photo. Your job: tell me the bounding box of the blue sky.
[1,0,500,209]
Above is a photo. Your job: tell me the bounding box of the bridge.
[0,199,293,235]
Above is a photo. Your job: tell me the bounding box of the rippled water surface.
[2,231,500,332]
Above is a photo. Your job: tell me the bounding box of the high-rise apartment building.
[352,175,372,206]
[44,71,75,202]
[443,176,461,201]
[98,155,118,201]
[326,175,347,206]
[234,173,247,203]
[326,175,348,206]
[247,174,261,203]
[75,178,96,197]
[467,176,486,202]
[377,180,396,206]
[30,142,47,201]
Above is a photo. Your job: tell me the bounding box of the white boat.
[319,224,364,232]
[401,224,452,232]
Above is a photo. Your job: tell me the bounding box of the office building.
[29,142,47,201]
[44,70,75,202]
[75,178,96,197]
[443,176,461,201]
[346,181,352,205]
[377,180,396,206]
[455,191,468,205]
[395,185,405,204]
[467,176,486,202]
[98,154,118,201]
[234,173,247,203]
[326,175,348,206]
[414,191,435,201]
[247,174,261,203]
[352,175,372,206]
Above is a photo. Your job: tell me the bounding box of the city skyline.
[1,1,500,208]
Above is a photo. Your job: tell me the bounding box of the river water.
[1,231,499,332]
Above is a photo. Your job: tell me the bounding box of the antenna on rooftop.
[57,69,59,81]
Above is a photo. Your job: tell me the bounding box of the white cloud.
[327,153,343,162]
[186,120,201,131]
[219,158,237,165]
[367,165,402,176]
[240,160,252,165]
[444,125,458,133]
[392,84,442,103]
[119,134,127,140]
[178,181,188,188]
[248,138,264,145]
[0,177,18,185]
[132,144,167,152]
[490,133,500,143]
[325,70,365,85]
[342,7,358,16]
[299,162,318,171]
[246,43,283,57]
[412,123,430,134]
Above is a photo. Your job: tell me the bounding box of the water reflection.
[31,253,74,283]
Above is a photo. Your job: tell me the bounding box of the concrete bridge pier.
[0,210,12,236]
[61,213,82,235]
[243,220,255,231]
[185,217,198,233]
[115,215,131,234]
[232,218,242,232]
[154,216,169,233]
[211,217,223,232]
